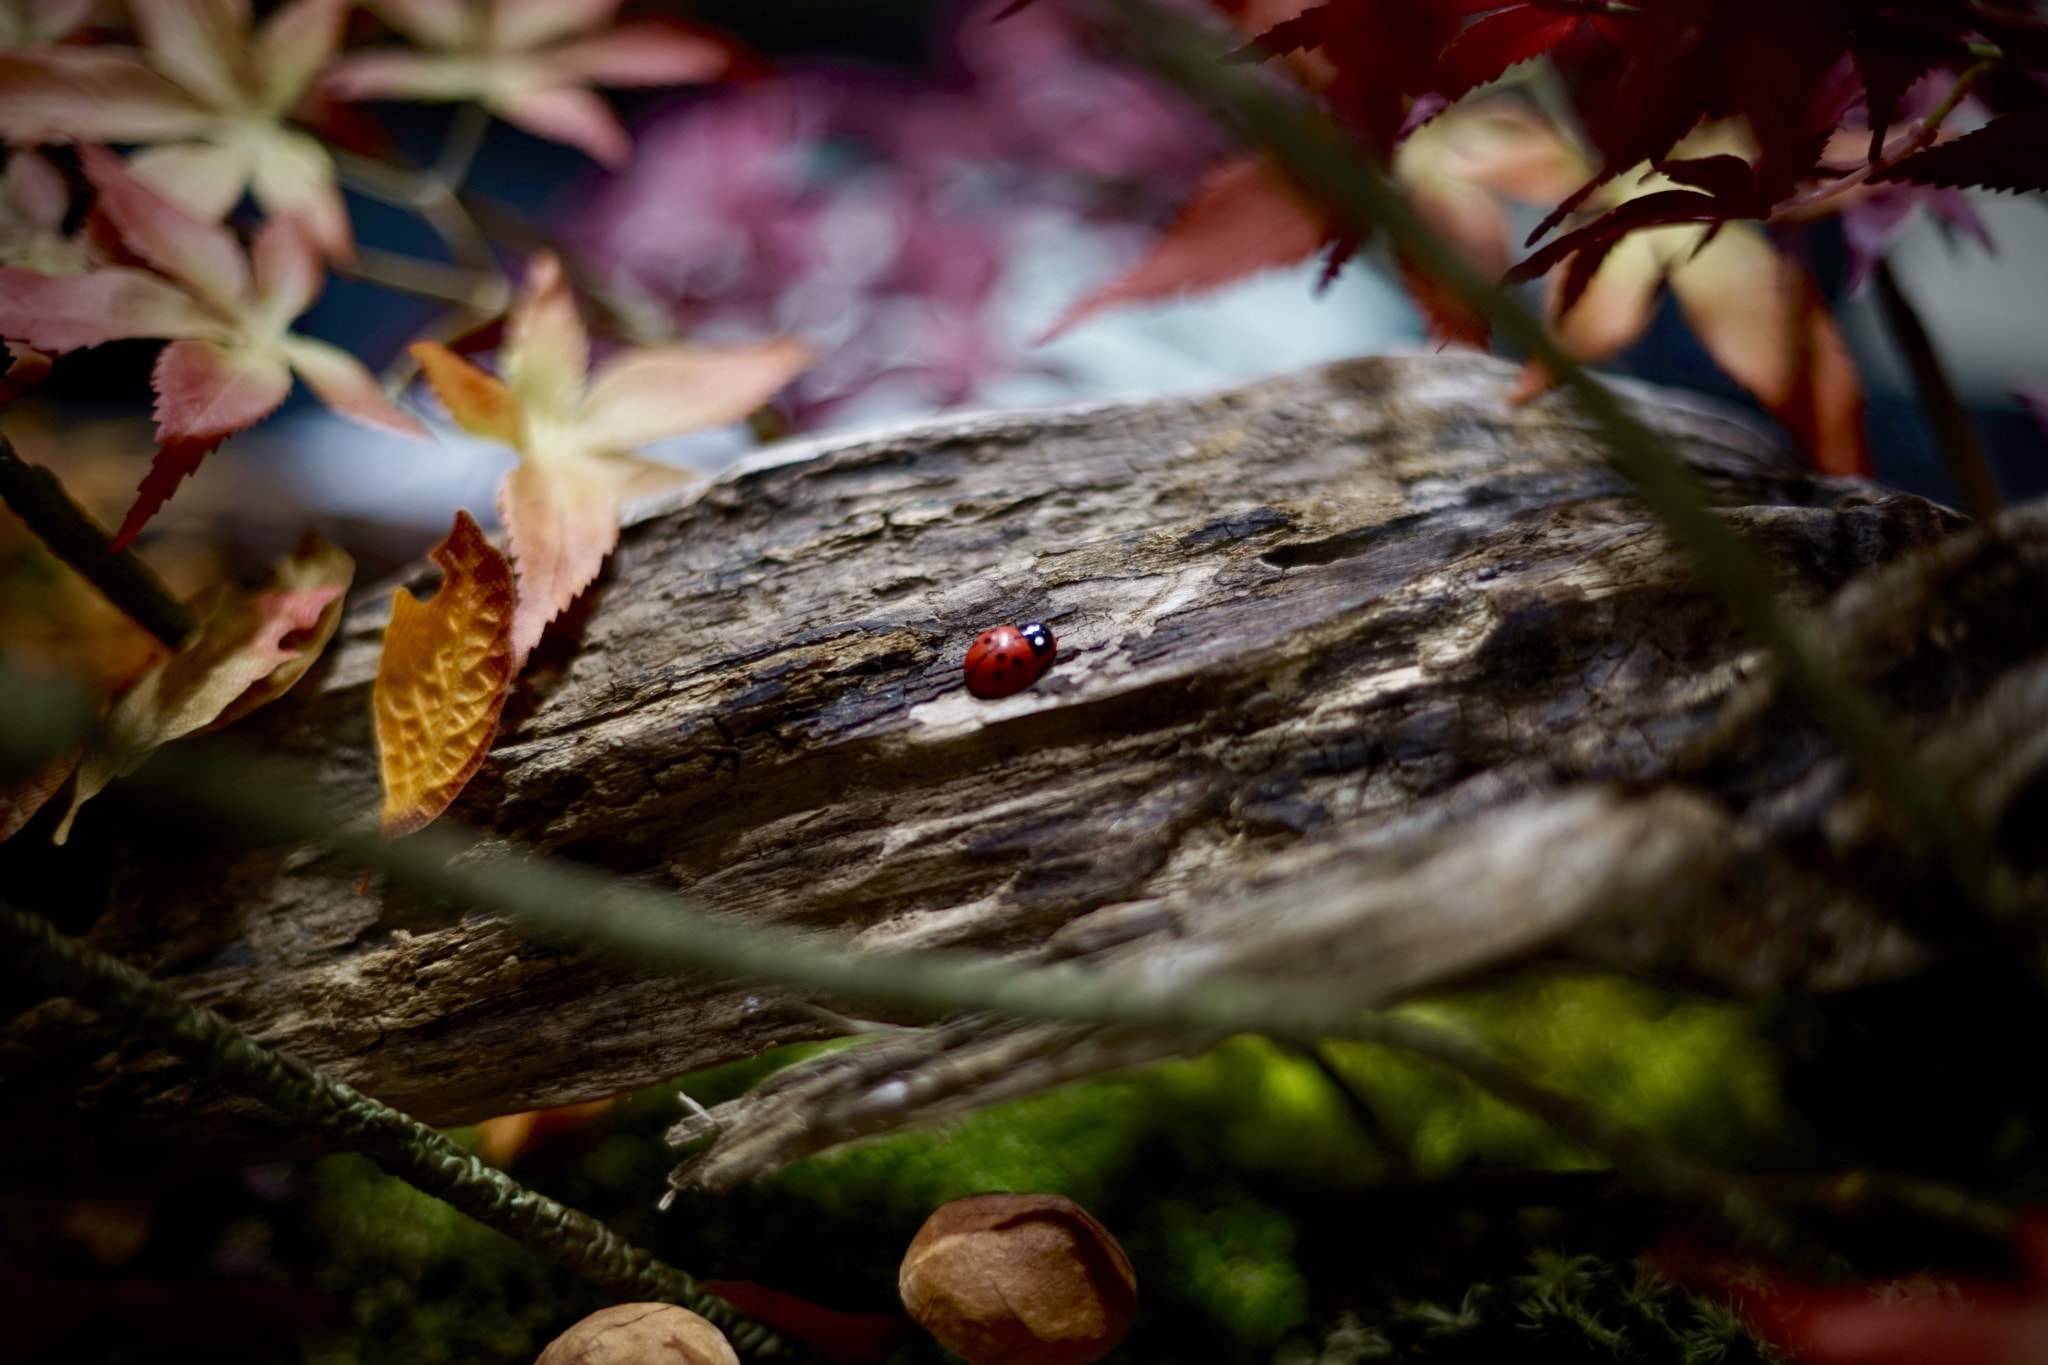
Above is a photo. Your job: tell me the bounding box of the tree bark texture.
[4,351,2044,1193]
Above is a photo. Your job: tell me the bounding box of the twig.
[0,433,193,649]
[434,101,493,187]
[1748,1169,2015,1243]
[1295,1042,1414,1181]
[0,897,809,1363]
[331,139,498,278]
[341,246,509,312]
[1088,0,2019,935]
[1873,257,2002,521]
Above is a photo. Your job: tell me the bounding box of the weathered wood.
[4,351,2041,1192]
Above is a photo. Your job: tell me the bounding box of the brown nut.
[899,1192,1138,1365]
[535,1303,740,1365]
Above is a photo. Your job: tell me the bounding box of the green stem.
[0,899,807,1363]
[1093,0,2014,929]
[0,433,193,649]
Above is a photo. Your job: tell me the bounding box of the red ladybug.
[964,621,1056,698]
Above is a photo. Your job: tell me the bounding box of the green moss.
[283,968,1788,1364]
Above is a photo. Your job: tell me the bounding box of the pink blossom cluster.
[569,0,1225,430]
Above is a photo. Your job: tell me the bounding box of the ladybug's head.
[1017,622,1055,656]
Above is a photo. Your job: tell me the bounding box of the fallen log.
[4,350,2041,1193]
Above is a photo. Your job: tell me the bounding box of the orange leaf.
[1040,153,1331,342]
[473,1098,616,1167]
[410,340,523,445]
[52,530,354,842]
[498,451,628,666]
[1669,226,1870,476]
[373,509,515,838]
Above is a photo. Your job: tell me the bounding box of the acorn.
[535,1303,740,1365]
[899,1193,1138,1365]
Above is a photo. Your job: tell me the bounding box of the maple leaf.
[1393,96,1586,344]
[373,508,514,838]
[1041,153,1332,341]
[1513,204,1870,476]
[1872,103,2048,195]
[0,0,93,47]
[0,0,359,262]
[1249,0,1477,157]
[1430,1,1626,104]
[1396,104,1870,476]
[0,145,426,549]
[48,529,354,843]
[0,149,89,276]
[412,250,809,662]
[1656,1220,2048,1364]
[0,337,50,405]
[322,0,731,168]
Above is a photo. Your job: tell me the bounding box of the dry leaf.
[373,508,515,838]
[411,253,809,665]
[0,743,82,843]
[52,528,354,842]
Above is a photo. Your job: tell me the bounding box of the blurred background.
[9,0,2046,594]
[6,2,2048,1362]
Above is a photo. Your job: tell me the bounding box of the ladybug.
[964,621,1056,699]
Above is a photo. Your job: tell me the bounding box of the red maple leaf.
[1655,1217,2048,1364]
[1872,103,2048,195]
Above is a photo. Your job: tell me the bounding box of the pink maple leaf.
[0,146,426,548]
[323,0,732,168]
[0,0,359,261]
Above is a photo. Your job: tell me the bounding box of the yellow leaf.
[373,508,515,838]
[501,251,587,428]
[52,528,355,843]
[411,340,523,446]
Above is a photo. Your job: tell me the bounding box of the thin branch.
[341,246,509,312]
[1873,257,2002,520]
[434,101,493,187]
[1089,0,2019,935]
[0,433,193,649]
[0,897,810,1363]
[331,143,499,278]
